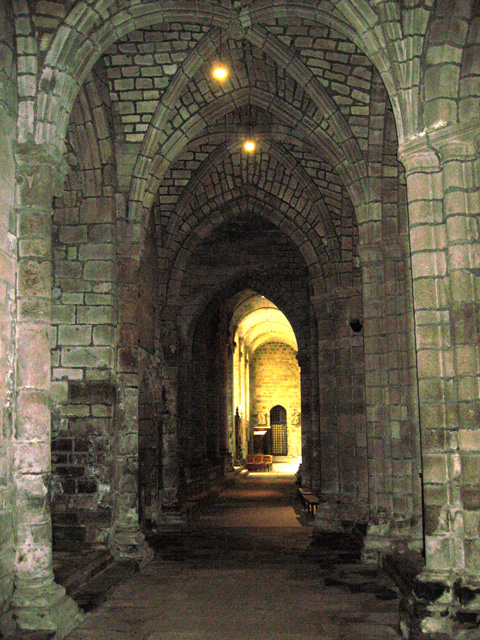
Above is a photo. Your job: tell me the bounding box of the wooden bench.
[298,488,320,516]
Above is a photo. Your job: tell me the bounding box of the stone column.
[313,298,334,498]
[217,313,232,472]
[312,291,370,535]
[226,341,235,462]
[7,144,81,638]
[109,250,152,564]
[297,351,313,488]
[159,318,183,528]
[399,124,480,637]
[359,234,421,563]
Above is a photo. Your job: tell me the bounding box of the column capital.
[427,119,480,162]
[399,119,480,172]
[310,294,331,317]
[398,137,440,175]
[15,142,67,208]
[161,322,181,363]
[356,242,383,264]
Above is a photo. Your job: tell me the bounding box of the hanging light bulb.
[243,103,256,153]
[212,27,229,82]
[212,62,229,82]
[243,139,256,153]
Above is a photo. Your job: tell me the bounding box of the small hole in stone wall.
[350,319,363,333]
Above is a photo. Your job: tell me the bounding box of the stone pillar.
[217,313,232,472]
[159,319,183,528]
[109,251,152,564]
[359,235,421,563]
[399,124,480,637]
[312,291,370,534]
[226,341,235,465]
[6,144,82,638]
[359,242,398,560]
[311,296,334,499]
[297,352,313,488]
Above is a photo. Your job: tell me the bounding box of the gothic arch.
[129,21,363,217]
[166,138,341,259]
[33,0,405,150]
[180,272,311,359]
[421,0,473,128]
[165,194,332,309]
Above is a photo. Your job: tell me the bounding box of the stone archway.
[6,3,480,638]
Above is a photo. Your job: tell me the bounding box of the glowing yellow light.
[212,64,229,81]
[243,139,256,153]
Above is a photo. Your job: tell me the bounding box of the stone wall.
[0,0,17,616]
[138,213,163,529]
[50,70,118,545]
[250,343,301,458]
[182,304,224,474]
[315,289,367,510]
[2,1,480,637]
[138,349,163,528]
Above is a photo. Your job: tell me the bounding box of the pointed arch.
[165,194,329,314]
[130,21,362,214]
[167,137,341,260]
[181,272,311,358]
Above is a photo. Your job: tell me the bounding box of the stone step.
[53,546,139,613]
[70,559,139,612]
[6,631,55,640]
[54,548,113,595]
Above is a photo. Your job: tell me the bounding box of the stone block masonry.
[105,24,209,142]
[2,2,480,639]
[51,380,116,544]
[0,1,17,620]
[250,343,301,458]
[50,125,117,544]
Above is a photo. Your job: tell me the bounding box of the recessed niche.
[350,319,363,333]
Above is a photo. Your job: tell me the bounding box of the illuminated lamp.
[212,63,229,82]
[243,139,256,153]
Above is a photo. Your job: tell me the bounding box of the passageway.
[66,466,401,640]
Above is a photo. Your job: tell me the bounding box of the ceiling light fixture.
[212,27,229,82]
[242,101,257,154]
[212,62,229,82]
[243,139,256,153]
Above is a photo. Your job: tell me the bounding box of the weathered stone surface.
[3,4,480,639]
[16,325,50,389]
[68,380,116,405]
[15,389,50,439]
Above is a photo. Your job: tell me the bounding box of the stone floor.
[65,465,402,640]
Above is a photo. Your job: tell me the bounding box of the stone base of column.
[219,449,233,474]
[361,513,422,565]
[361,513,395,565]
[392,566,455,639]
[0,581,83,640]
[109,528,154,568]
[313,497,367,536]
[390,565,480,639]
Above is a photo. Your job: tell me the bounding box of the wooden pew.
[298,487,320,516]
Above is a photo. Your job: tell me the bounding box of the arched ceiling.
[61,4,402,322]
[94,14,371,302]
[231,294,297,356]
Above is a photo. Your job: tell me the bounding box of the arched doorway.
[270,405,288,456]
[228,292,301,465]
